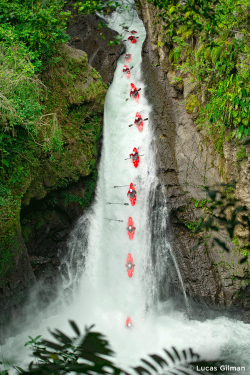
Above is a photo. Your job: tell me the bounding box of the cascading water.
[2,0,250,372]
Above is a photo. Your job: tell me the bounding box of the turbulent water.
[2,0,250,373]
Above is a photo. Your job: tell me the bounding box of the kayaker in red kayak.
[135,112,143,131]
[125,253,135,277]
[128,35,137,43]
[129,148,139,168]
[130,30,137,34]
[127,183,136,206]
[123,65,129,73]
[125,316,133,328]
[135,114,142,125]
[127,217,136,240]
[123,65,132,79]
[125,53,132,63]
[130,83,140,102]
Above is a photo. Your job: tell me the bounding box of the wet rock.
[65,6,122,84]
[0,232,35,339]
[138,0,250,321]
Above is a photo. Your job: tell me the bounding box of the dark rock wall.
[138,0,250,321]
[65,5,122,84]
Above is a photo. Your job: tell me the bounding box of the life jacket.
[135,116,142,124]
[130,151,138,161]
[128,189,136,198]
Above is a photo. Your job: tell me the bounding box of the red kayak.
[128,36,137,44]
[125,53,132,63]
[127,217,136,240]
[125,316,133,328]
[123,65,130,79]
[130,30,137,34]
[125,253,135,278]
[134,112,143,132]
[130,147,139,168]
[127,183,136,206]
[130,83,139,103]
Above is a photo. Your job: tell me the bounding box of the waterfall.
[1,0,250,371]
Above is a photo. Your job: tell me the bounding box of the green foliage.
[0,0,70,71]
[0,322,235,375]
[61,171,98,210]
[150,0,250,150]
[183,219,203,233]
[148,0,220,38]
[236,147,247,161]
[0,0,108,280]
[194,183,250,262]
[73,0,119,15]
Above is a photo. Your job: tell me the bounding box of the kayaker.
[123,65,130,73]
[130,87,139,98]
[125,53,131,61]
[127,187,136,199]
[128,36,137,42]
[125,316,133,329]
[130,30,137,34]
[134,115,142,125]
[126,261,135,270]
[127,224,136,233]
[129,150,138,161]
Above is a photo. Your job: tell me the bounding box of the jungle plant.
[193,182,250,264]
[0,321,235,375]
[149,0,250,147]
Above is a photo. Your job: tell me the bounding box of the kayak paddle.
[113,184,136,188]
[124,155,144,160]
[123,37,139,41]
[105,218,123,222]
[107,202,129,205]
[128,118,148,127]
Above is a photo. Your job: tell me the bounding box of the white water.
[2,0,250,373]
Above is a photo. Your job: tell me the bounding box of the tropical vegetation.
[148,0,250,153]
[0,321,235,375]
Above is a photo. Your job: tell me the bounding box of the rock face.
[138,0,250,321]
[0,232,35,338]
[66,6,122,84]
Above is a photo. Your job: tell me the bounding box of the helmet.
[129,225,132,230]
[133,151,135,155]
[127,322,131,328]
[130,189,133,192]
[135,117,138,120]
[128,263,132,269]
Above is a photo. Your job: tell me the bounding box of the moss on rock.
[0,44,106,284]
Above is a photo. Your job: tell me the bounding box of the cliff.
[138,0,250,321]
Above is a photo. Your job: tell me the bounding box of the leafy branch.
[0,321,235,375]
